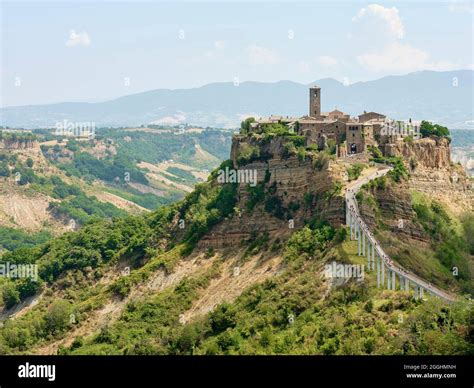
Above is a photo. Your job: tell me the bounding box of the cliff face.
[0,139,38,150]
[385,137,451,169]
[199,135,346,248]
[200,134,473,248]
[359,182,429,243]
[359,136,474,246]
[385,137,473,215]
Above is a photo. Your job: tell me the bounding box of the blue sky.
[1,0,473,106]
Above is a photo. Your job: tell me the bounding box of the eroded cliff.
[199,135,346,248]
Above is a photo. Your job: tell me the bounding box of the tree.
[26,158,34,168]
[2,283,20,309]
[17,169,36,185]
[420,121,450,139]
[0,163,10,177]
[240,117,256,134]
[209,303,236,333]
[44,300,72,334]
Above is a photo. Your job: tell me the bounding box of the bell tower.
[309,85,321,118]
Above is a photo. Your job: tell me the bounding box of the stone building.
[251,86,415,156]
[358,111,386,123]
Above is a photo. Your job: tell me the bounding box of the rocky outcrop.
[385,137,451,169]
[385,137,473,215]
[0,139,38,150]
[201,134,473,248]
[199,135,346,248]
[359,182,429,243]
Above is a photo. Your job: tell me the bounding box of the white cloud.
[357,42,458,73]
[317,55,338,67]
[214,40,226,50]
[66,30,91,47]
[353,4,404,39]
[352,4,461,74]
[246,45,280,66]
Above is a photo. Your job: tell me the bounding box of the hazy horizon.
[2,1,473,107]
[1,68,472,109]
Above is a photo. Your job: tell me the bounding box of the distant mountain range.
[1,70,473,129]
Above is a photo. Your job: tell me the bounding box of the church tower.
[309,86,321,118]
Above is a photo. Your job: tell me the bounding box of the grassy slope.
[64,234,472,355]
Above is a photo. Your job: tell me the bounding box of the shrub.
[368,145,383,160]
[240,117,256,134]
[209,303,237,334]
[285,223,335,260]
[246,182,265,211]
[313,152,329,171]
[237,144,260,166]
[347,163,365,181]
[0,162,10,177]
[110,276,132,298]
[420,121,450,139]
[44,300,72,334]
[2,282,20,309]
[265,195,285,219]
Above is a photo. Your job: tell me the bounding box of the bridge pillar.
[399,275,404,290]
[353,216,357,241]
[392,270,396,290]
[362,232,366,258]
[419,287,424,299]
[366,240,370,270]
[350,215,354,240]
[358,227,361,253]
[405,278,409,292]
[387,270,391,290]
[381,262,385,287]
[357,224,361,256]
[376,255,380,288]
[414,285,419,300]
[371,244,375,271]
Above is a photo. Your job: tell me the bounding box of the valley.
[0,127,234,253]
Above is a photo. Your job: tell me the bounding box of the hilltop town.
[249,86,421,158]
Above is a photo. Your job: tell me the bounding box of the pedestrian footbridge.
[345,167,457,302]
